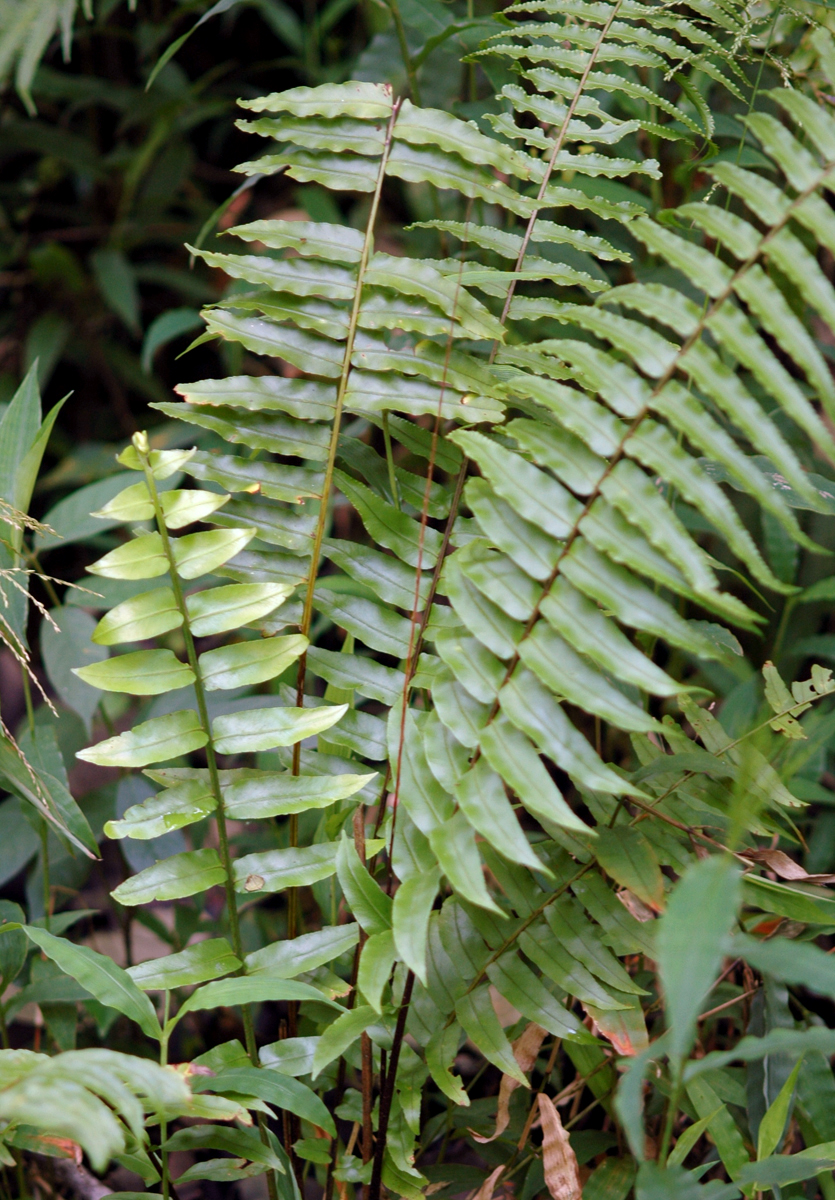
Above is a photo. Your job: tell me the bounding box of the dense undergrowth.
[6,1,835,1199]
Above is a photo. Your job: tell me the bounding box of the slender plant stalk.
[135,435,280,1200]
[160,991,171,1200]
[386,0,421,104]
[381,412,401,511]
[287,101,402,945]
[368,970,415,1200]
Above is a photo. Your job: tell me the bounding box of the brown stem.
[368,971,415,1200]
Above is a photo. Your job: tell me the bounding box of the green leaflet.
[311,1005,376,1079]
[212,703,347,754]
[486,952,593,1040]
[334,470,443,568]
[105,779,216,840]
[74,649,195,696]
[455,987,529,1085]
[657,857,741,1066]
[453,759,544,871]
[232,843,340,893]
[228,218,365,262]
[393,869,441,985]
[451,429,582,539]
[429,812,504,915]
[246,924,360,977]
[177,975,343,1023]
[335,832,392,935]
[222,768,375,819]
[87,532,168,580]
[128,939,241,991]
[593,827,666,913]
[92,588,182,646]
[199,635,307,691]
[203,1066,337,1137]
[186,583,295,637]
[23,928,160,1041]
[77,711,208,769]
[111,848,226,905]
[479,716,589,833]
[357,929,396,1012]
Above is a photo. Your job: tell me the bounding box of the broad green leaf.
[111,848,225,905]
[453,760,544,872]
[142,308,204,373]
[393,868,440,985]
[239,81,393,119]
[232,843,339,893]
[163,1123,284,1172]
[667,1109,721,1169]
[357,929,396,1012]
[729,932,835,1000]
[172,528,256,579]
[88,533,168,580]
[177,975,343,1024]
[685,1076,748,1182]
[313,589,413,658]
[212,704,347,754]
[260,1038,318,1076]
[455,987,529,1086]
[426,1024,469,1106]
[74,649,194,696]
[757,1057,802,1160]
[246,924,360,977]
[199,635,307,691]
[117,445,196,479]
[334,470,443,568]
[451,429,582,539]
[735,1151,835,1190]
[335,832,392,935]
[582,1155,637,1200]
[593,827,665,913]
[105,779,216,840]
[92,588,182,646]
[186,583,295,637]
[311,1005,376,1079]
[91,248,140,334]
[519,927,630,1012]
[228,218,365,262]
[500,667,638,798]
[77,711,207,768]
[479,717,592,833]
[128,939,241,991]
[429,812,504,915]
[657,856,741,1067]
[487,953,592,1041]
[222,769,375,819]
[23,928,160,1040]
[203,1066,336,1137]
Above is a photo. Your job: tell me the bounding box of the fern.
[15,0,835,1191]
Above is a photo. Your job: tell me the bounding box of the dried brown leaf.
[472,1023,547,1144]
[538,1093,580,1200]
